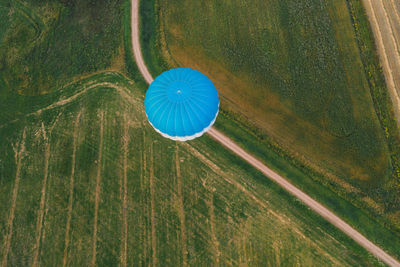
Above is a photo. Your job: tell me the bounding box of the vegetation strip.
[63,112,82,267]
[91,111,104,267]
[32,125,51,267]
[120,116,129,267]
[1,129,26,267]
[203,180,220,264]
[347,0,400,182]
[149,143,157,266]
[175,146,188,266]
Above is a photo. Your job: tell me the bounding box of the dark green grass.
[0,0,124,96]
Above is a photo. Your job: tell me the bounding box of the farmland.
[0,0,394,265]
[0,71,385,266]
[141,0,400,240]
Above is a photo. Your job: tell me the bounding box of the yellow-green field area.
[0,72,382,266]
[156,0,389,182]
[143,0,400,235]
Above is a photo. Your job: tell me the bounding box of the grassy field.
[141,0,400,240]
[0,71,385,266]
[0,0,393,265]
[0,0,124,96]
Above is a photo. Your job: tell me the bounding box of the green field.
[0,0,394,265]
[141,0,400,238]
[0,71,385,266]
[0,0,124,96]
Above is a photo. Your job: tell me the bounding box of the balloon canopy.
[144,68,219,141]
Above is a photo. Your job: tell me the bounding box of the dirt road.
[131,0,400,266]
[361,0,400,126]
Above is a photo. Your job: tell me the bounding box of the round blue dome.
[145,68,219,141]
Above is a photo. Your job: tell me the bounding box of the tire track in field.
[181,143,270,212]
[175,147,188,266]
[149,143,157,266]
[120,116,129,267]
[363,0,400,125]
[382,1,400,64]
[141,131,149,265]
[389,0,400,39]
[63,112,82,267]
[32,124,51,267]
[1,129,26,267]
[37,115,61,257]
[34,82,140,116]
[91,111,104,267]
[202,180,220,265]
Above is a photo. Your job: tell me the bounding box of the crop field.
[0,71,384,266]
[142,0,400,236]
[151,0,391,182]
[0,0,392,265]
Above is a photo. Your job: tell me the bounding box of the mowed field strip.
[131,0,400,266]
[362,0,400,124]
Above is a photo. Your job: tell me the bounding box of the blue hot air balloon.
[144,68,219,141]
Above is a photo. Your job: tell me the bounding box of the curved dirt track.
[361,0,400,126]
[131,1,400,266]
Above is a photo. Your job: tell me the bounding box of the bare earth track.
[131,0,400,266]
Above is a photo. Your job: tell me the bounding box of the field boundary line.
[63,112,82,267]
[175,147,188,266]
[91,111,104,267]
[1,129,26,267]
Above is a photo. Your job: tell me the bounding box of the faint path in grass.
[175,146,188,266]
[120,115,129,267]
[34,82,140,116]
[63,111,82,267]
[91,111,104,267]
[201,178,220,264]
[362,0,400,126]
[1,129,26,267]
[131,0,400,265]
[149,143,157,266]
[32,124,52,267]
